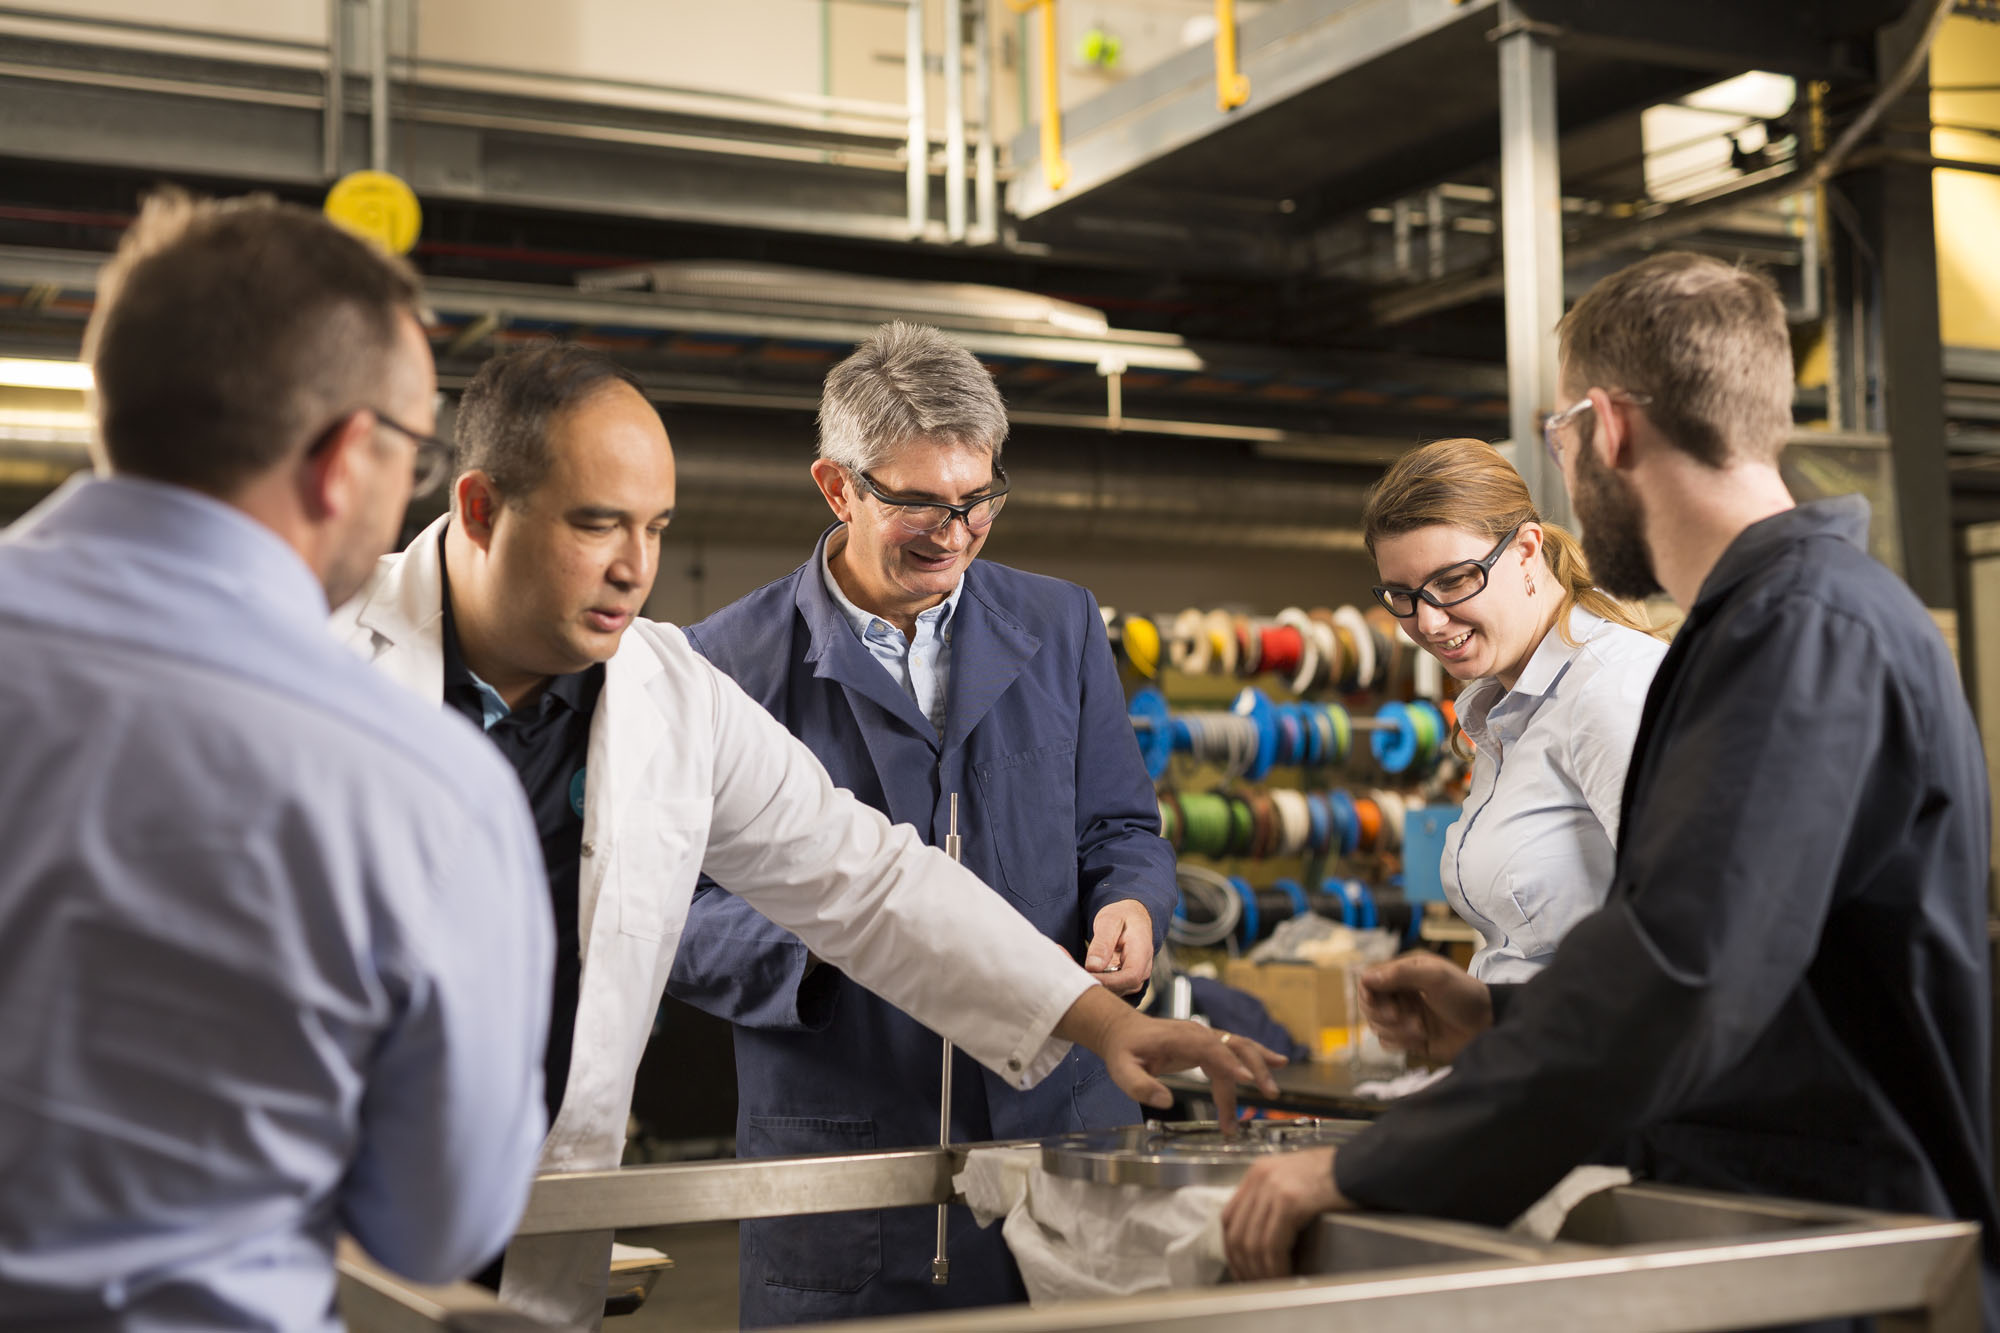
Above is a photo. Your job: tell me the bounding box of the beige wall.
[1934,14,2000,352]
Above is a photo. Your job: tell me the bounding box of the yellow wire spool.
[324,170,422,255]
[1122,614,1161,678]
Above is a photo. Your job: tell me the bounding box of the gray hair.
[817,321,1008,474]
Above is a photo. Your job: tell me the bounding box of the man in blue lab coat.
[670,321,1176,1325]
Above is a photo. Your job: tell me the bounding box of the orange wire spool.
[1352,794,1383,852]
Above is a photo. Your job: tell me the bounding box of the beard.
[1570,423,1663,601]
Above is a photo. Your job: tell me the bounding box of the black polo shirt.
[439,545,603,1129]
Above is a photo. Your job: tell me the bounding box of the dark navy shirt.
[1337,497,1999,1323]
[439,545,602,1128]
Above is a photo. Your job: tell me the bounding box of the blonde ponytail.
[1540,521,1661,642]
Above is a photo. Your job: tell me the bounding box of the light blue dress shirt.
[1441,606,1667,983]
[0,476,553,1332]
[820,532,964,736]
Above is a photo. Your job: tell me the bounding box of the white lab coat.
[331,517,1093,1330]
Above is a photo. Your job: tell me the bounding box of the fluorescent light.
[0,358,94,391]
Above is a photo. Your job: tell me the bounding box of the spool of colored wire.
[1205,610,1239,677]
[1257,621,1305,680]
[1120,614,1161,678]
[1328,789,1360,856]
[1352,795,1383,852]
[1227,795,1255,856]
[1170,863,1241,947]
[1305,791,1331,855]
[1168,608,1208,674]
[1180,711,1261,777]
[1229,688,1279,780]
[1278,608,1322,695]
[1272,877,1310,920]
[1157,796,1179,848]
[1269,788,1311,857]
[1229,875,1260,945]
[1372,701,1420,773]
[1368,788,1407,852]
[1333,606,1375,693]
[1128,687,1173,781]
[1176,792,1234,858]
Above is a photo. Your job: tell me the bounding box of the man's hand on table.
[1083,898,1155,996]
[1054,985,1285,1125]
[1221,1147,1352,1280]
[1358,951,1492,1066]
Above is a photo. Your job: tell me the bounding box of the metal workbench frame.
[339,1145,1984,1332]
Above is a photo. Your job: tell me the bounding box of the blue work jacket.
[670,527,1175,1326]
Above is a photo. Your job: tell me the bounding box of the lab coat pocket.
[972,740,1080,907]
[743,1115,883,1292]
[615,798,709,942]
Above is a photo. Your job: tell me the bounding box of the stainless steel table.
[339,1142,1984,1332]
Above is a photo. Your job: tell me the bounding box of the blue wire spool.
[1128,687,1173,781]
[1229,875,1260,944]
[1371,700,1420,773]
[1328,790,1360,856]
[1305,791,1331,855]
[1272,877,1309,920]
[1230,687,1279,781]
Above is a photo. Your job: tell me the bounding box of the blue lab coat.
[670,527,1175,1327]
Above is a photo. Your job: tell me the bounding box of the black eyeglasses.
[309,406,452,499]
[1372,523,1522,618]
[852,464,1009,535]
[372,411,453,499]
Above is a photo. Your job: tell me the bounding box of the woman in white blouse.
[1363,438,1666,981]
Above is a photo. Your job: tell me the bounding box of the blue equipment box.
[1398,803,1461,903]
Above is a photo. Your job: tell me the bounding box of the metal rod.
[935,792,962,1285]
[1028,0,1067,190]
[1496,2,1570,526]
[973,0,998,243]
[905,0,928,239]
[945,0,967,242]
[367,0,387,172]
[323,0,343,179]
[1427,187,1446,279]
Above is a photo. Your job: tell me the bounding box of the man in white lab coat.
[333,342,1280,1331]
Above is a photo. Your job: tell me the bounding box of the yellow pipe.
[1214,0,1250,112]
[1007,0,1067,191]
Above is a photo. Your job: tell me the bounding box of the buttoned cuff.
[996,971,1095,1090]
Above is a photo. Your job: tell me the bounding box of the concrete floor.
[613,1222,740,1332]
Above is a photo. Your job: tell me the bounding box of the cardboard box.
[1223,957,1357,1062]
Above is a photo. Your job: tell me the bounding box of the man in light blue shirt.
[818,535,963,735]
[0,191,553,1331]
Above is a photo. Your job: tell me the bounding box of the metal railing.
[0,0,1003,243]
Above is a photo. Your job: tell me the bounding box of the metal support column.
[323,0,344,178]
[1849,6,1954,609]
[944,0,968,241]
[367,0,388,172]
[905,0,929,239]
[973,0,999,242]
[1497,5,1570,527]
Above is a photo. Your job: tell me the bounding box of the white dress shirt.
[1441,606,1667,982]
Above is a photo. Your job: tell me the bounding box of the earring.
[1526,577,1537,597]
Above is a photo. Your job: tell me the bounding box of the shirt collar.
[1453,605,1605,742]
[11,473,328,635]
[818,525,964,642]
[1509,605,1603,699]
[1692,495,1870,612]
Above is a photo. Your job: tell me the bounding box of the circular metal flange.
[1040,1118,1370,1188]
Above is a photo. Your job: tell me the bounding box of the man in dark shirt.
[439,545,602,1130]
[1222,252,1999,1324]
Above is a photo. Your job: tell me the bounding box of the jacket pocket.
[1069,1052,1141,1130]
[614,798,709,942]
[742,1116,882,1293]
[971,740,1079,907]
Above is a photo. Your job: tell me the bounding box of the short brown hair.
[1362,437,1658,645]
[1557,251,1793,467]
[454,342,646,505]
[84,188,423,495]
